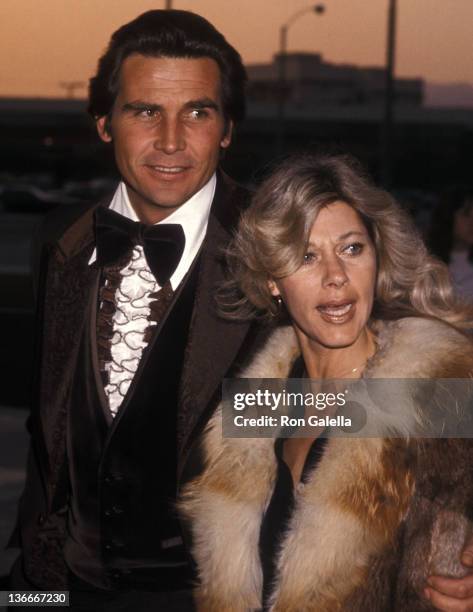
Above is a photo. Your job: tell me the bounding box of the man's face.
[96,54,232,223]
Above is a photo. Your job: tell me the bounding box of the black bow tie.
[94,207,186,286]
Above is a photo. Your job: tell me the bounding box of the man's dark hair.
[88,9,247,127]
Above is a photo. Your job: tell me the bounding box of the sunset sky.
[1,0,472,98]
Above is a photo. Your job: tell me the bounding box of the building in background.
[247,52,423,110]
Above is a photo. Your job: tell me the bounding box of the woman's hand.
[425,541,473,611]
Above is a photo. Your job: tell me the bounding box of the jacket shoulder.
[38,197,106,247]
[30,195,112,300]
[211,171,252,233]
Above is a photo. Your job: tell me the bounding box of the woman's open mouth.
[317,301,355,323]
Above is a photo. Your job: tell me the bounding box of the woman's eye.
[303,252,316,264]
[343,242,364,256]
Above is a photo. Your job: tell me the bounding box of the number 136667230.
[1,591,69,607]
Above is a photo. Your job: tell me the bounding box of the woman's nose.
[321,256,349,288]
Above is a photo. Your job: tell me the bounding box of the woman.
[428,186,473,301]
[180,154,473,611]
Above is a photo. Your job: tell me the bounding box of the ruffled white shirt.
[90,176,216,416]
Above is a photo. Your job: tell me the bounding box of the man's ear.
[268,279,280,297]
[96,116,112,143]
[220,120,233,149]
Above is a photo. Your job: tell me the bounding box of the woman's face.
[269,201,377,351]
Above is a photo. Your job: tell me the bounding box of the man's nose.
[153,117,185,154]
[321,255,349,288]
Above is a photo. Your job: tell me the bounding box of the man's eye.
[135,108,157,118]
[343,242,364,255]
[189,109,208,120]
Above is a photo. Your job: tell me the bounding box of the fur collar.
[180,317,473,611]
[237,316,472,380]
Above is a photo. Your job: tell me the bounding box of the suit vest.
[64,256,200,590]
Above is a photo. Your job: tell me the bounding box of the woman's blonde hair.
[223,153,473,329]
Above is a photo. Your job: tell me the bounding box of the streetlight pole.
[381,0,397,187]
[277,4,325,155]
[277,24,288,155]
[165,0,172,8]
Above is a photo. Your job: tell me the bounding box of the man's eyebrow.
[120,98,221,113]
[183,98,220,111]
[121,101,162,113]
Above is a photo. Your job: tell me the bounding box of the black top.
[258,357,328,610]
[259,436,327,609]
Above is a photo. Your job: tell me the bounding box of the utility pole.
[381,0,397,187]
[277,24,288,156]
[165,0,172,8]
[276,4,325,156]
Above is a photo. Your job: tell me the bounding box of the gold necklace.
[332,359,368,379]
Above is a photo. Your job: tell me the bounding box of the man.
[10,10,257,610]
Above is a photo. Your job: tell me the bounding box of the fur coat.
[180,317,473,611]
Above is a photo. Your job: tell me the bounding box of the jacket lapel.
[177,173,252,462]
[37,205,99,480]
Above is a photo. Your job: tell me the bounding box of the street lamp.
[277,4,326,154]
